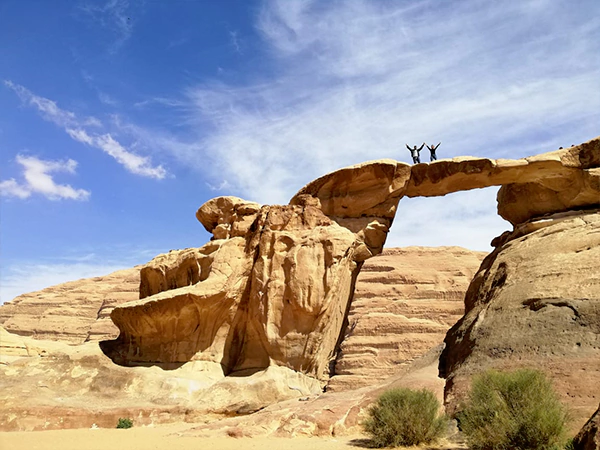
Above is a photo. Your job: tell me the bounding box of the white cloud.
[78,0,134,54]
[4,80,99,128]
[98,92,119,106]
[5,81,166,179]
[0,155,90,201]
[67,128,166,178]
[229,30,242,54]
[0,179,31,199]
[164,0,600,249]
[387,187,510,251]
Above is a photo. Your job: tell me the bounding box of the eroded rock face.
[103,197,363,381]
[439,210,600,428]
[573,404,600,450]
[295,138,600,226]
[1,137,599,430]
[105,137,600,392]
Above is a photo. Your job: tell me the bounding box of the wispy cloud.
[66,128,166,178]
[133,97,186,109]
[387,187,509,251]
[229,30,242,54]
[162,0,600,249]
[97,92,119,106]
[78,0,134,54]
[181,0,600,199]
[5,80,100,128]
[0,155,90,201]
[5,81,166,179]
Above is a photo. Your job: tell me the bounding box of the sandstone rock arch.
[101,137,600,391]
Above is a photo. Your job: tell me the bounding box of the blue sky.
[1,0,599,303]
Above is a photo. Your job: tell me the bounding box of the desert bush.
[362,387,448,447]
[116,417,133,429]
[458,368,569,450]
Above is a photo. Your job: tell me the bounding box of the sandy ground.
[0,424,364,450]
[0,423,466,450]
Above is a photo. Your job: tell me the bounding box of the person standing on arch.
[427,142,441,161]
[406,143,424,164]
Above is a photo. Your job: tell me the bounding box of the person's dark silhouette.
[406,143,424,164]
[426,142,441,161]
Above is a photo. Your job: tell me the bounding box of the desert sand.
[0,423,466,450]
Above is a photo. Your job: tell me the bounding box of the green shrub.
[116,417,133,429]
[458,368,569,450]
[362,387,448,447]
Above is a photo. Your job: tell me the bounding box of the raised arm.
[417,143,425,151]
[406,144,412,151]
[434,142,441,150]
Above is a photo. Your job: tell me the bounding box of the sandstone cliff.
[328,246,486,391]
[105,137,598,386]
[0,136,598,432]
[440,209,600,428]
[0,268,140,343]
[0,247,485,389]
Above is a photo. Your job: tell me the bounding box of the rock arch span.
[101,137,600,386]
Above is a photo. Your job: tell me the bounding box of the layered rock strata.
[0,268,140,343]
[328,246,486,391]
[0,137,598,431]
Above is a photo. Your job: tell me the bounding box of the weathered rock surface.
[1,137,598,432]
[295,138,600,226]
[103,197,363,383]
[106,137,600,384]
[573,404,600,450]
[0,329,321,431]
[328,246,486,391]
[440,210,600,429]
[180,345,448,439]
[0,268,140,343]
[0,246,484,387]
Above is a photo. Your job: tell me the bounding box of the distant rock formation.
[0,268,139,343]
[0,247,486,388]
[328,246,486,391]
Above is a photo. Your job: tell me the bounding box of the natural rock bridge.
[101,137,600,389]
